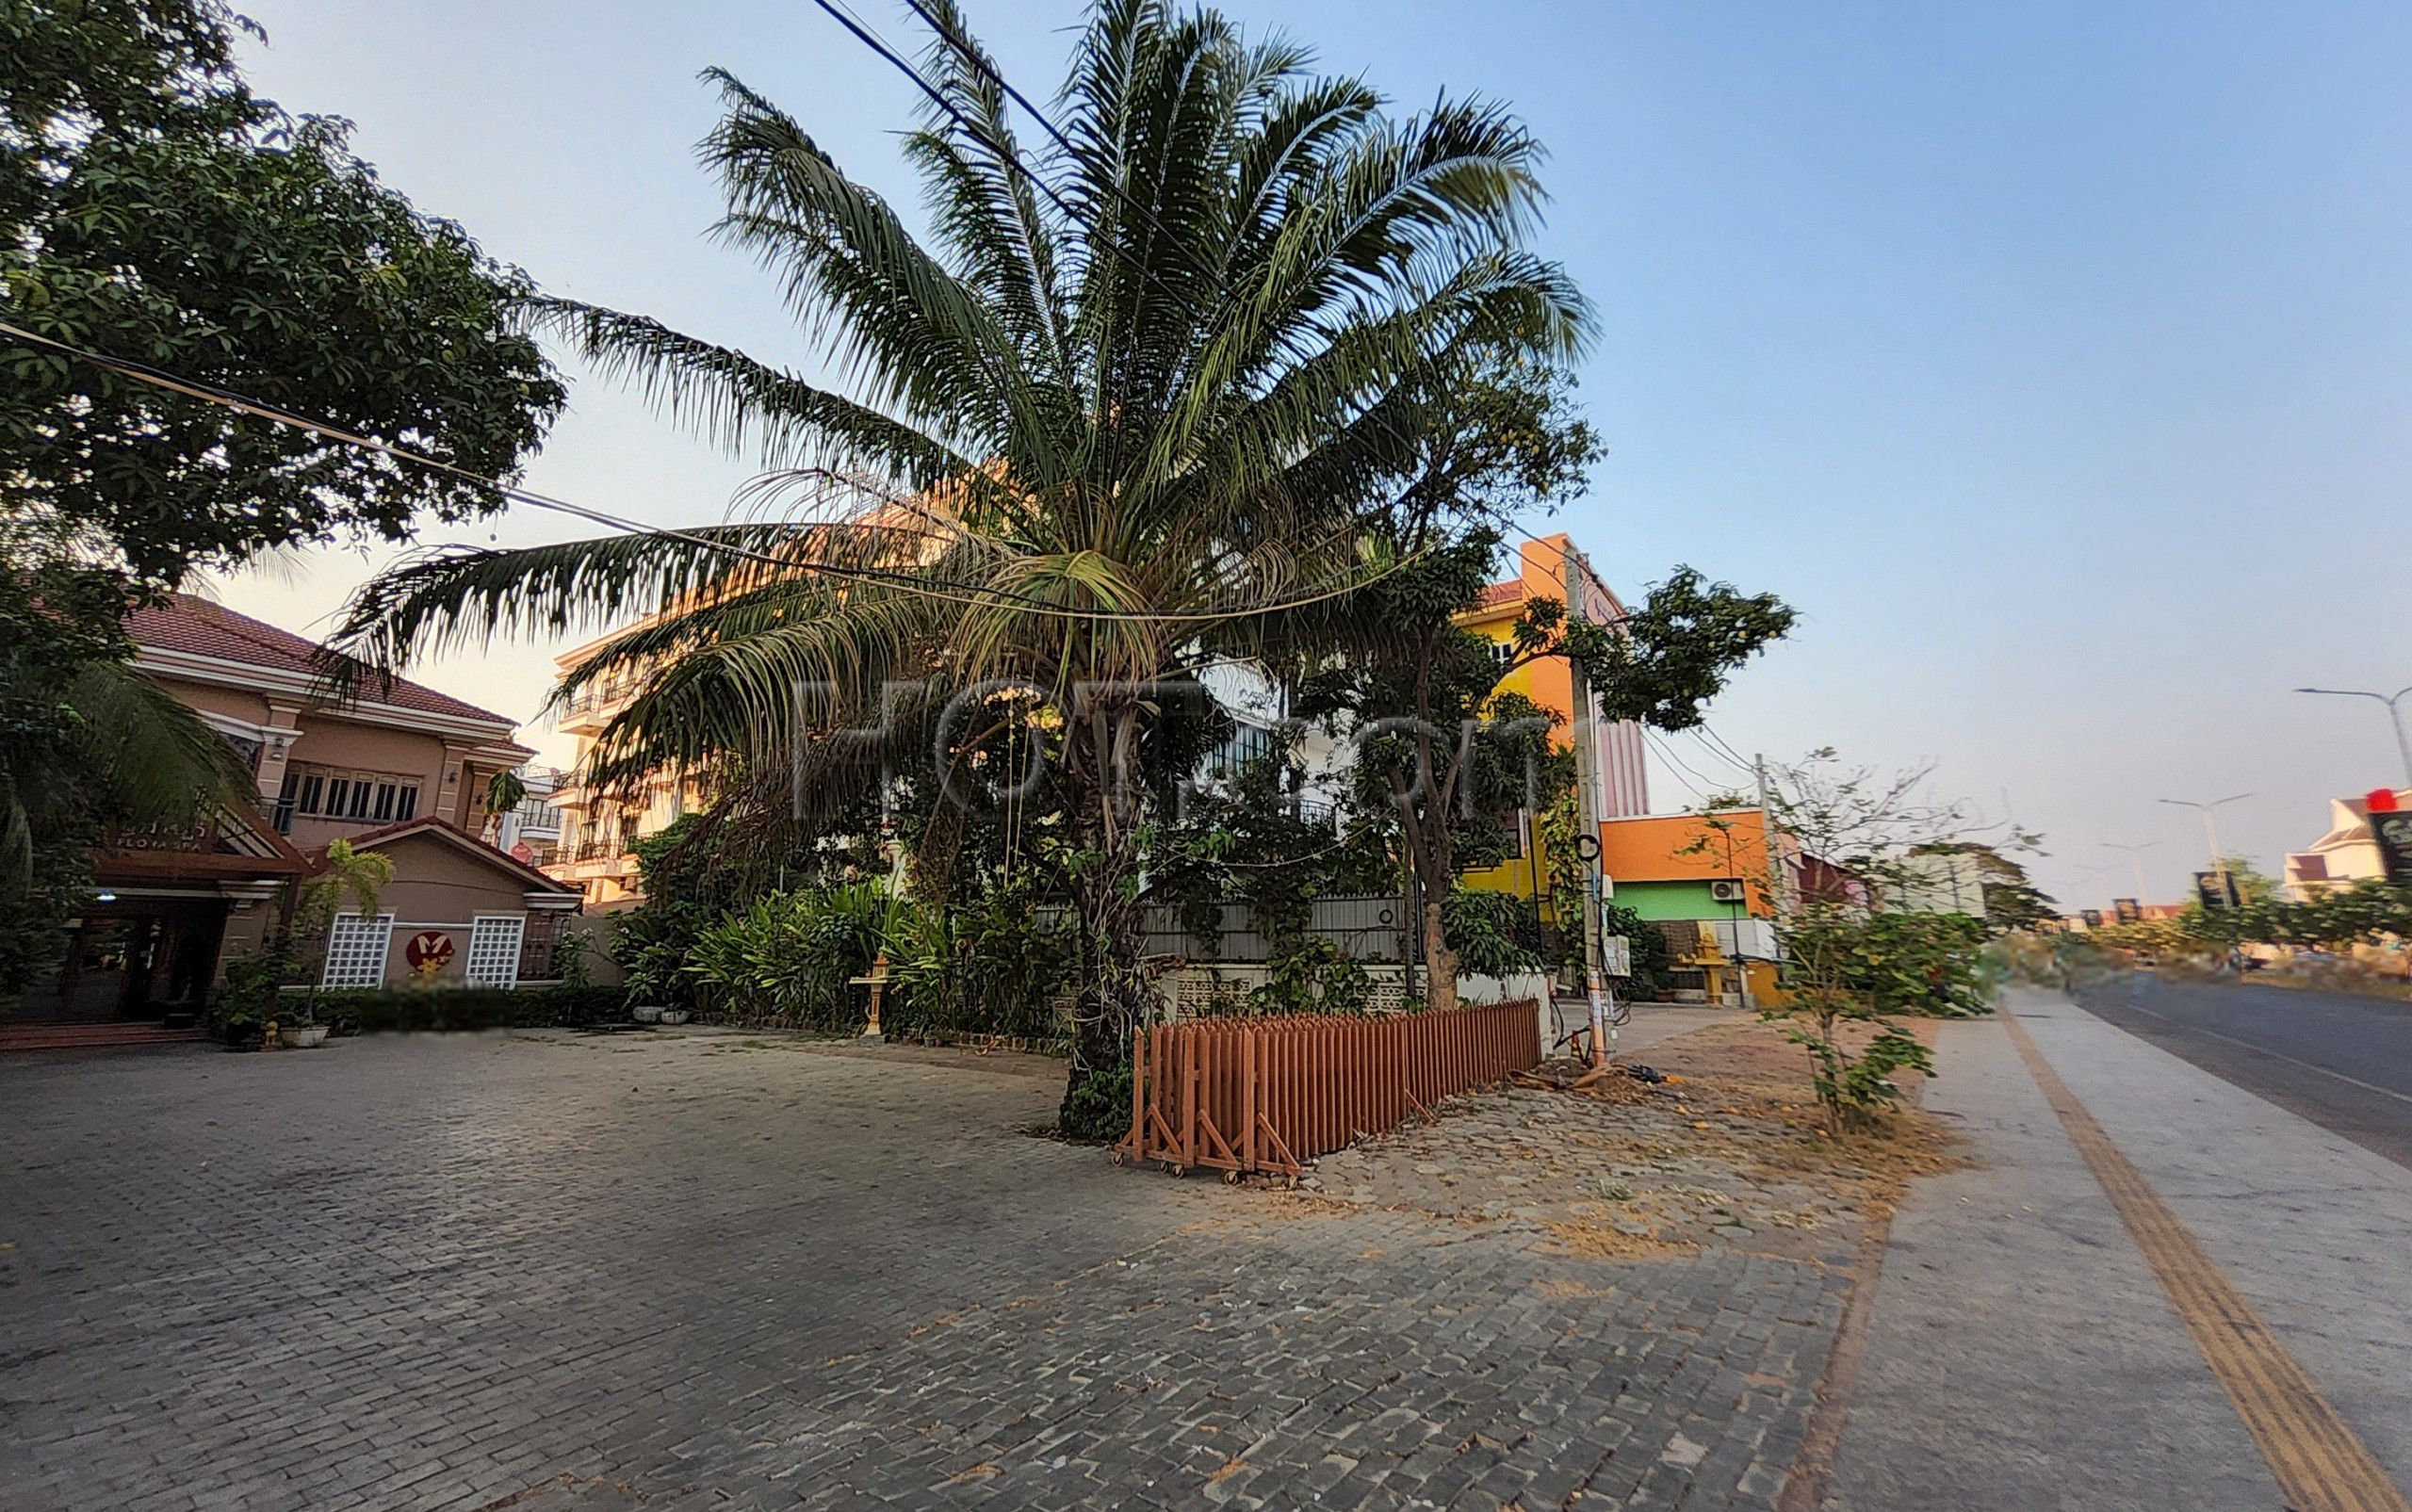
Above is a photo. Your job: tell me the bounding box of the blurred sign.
[2194,870,2242,910]
[2114,898,2141,924]
[1601,935,1632,978]
[2372,810,2412,885]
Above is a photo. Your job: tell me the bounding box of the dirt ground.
[1271,1016,1964,1262]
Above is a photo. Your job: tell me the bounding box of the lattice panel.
[464,915,526,988]
[320,914,394,988]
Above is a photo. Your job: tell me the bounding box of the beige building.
[543,635,708,908]
[8,596,584,1029]
[2284,789,2412,899]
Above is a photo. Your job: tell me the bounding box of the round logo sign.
[404,931,456,976]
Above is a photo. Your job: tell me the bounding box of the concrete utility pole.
[1563,547,1611,1065]
[2101,839,2159,904]
[2295,685,2412,790]
[2156,793,2252,902]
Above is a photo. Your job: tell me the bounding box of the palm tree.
[1,652,254,992]
[481,767,529,843]
[0,657,253,891]
[334,0,1589,1112]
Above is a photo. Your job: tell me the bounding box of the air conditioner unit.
[1708,879,1747,904]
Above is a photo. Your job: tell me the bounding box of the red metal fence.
[1117,1000,1540,1179]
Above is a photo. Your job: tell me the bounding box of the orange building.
[1456,533,1651,920]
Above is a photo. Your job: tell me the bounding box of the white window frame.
[321,912,396,988]
[464,913,527,988]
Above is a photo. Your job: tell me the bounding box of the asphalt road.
[2072,970,2412,1170]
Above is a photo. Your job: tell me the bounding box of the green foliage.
[1785,909,1993,1019]
[313,983,627,1037]
[1147,748,1392,1015]
[882,881,1068,1045]
[1600,901,1674,999]
[2174,878,2412,951]
[1778,1019,1936,1120]
[1769,904,1986,1129]
[1544,568,1797,732]
[685,882,899,1030]
[326,2,1591,1104]
[604,812,721,1014]
[209,938,294,1042]
[1442,887,1547,978]
[481,768,528,830]
[1059,1063,1133,1145]
[2,0,562,592]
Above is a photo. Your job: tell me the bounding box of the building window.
[280,764,420,826]
[1491,640,1517,666]
[321,913,395,987]
[465,915,526,987]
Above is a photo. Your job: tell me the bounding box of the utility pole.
[2157,793,2252,903]
[2295,685,2412,790]
[2101,839,2158,905]
[1563,547,1611,1065]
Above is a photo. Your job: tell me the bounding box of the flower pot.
[630,1003,663,1024]
[658,1009,691,1026]
[280,1025,330,1049]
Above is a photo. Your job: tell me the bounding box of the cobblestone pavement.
[1,1025,1872,1510]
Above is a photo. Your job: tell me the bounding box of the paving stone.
[1,1027,1857,1510]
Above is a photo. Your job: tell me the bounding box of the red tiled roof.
[128,595,516,727]
[1475,578,1523,609]
[310,816,580,896]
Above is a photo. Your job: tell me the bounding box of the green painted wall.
[1609,879,1746,922]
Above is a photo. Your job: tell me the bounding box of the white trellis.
[321,913,395,988]
[464,914,526,988]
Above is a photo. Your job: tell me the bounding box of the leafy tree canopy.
[0,0,562,988]
[2,0,563,608]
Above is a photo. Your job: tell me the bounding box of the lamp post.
[2294,685,2412,790]
[2101,839,2158,906]
[2156,793,2252,902]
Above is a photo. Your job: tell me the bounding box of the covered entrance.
[18,897,232,1026]
[4,808,305,1032]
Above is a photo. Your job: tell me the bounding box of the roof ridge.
[140,595,522,729]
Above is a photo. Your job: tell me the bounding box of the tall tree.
[0,0,564,990]
[334,0,1590,1121]
[1300,533,1793,1009]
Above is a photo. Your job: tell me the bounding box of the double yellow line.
[2004,1010,2410,1512]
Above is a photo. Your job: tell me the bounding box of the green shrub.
[882,883,1068,1046]
[686,882,898,1029]
[1443,888,1546,978]
[302,983,628,1037]
[1059,1063,1133,1143]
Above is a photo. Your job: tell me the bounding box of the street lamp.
[2294,685,2412,790]
[2156,793,2252,899]
[2101,839,2158,904]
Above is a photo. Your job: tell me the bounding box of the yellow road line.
[2003,1008,2411,1512]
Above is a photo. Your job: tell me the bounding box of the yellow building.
[1454,532,1652,927]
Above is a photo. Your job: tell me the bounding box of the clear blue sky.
[227,0,2412,909]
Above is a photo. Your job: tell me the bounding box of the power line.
[1686,728,1753,778]
[1641,729,1718,800]
[0,317,1416,628]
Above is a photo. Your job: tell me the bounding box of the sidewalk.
[1830,988,2412,1510]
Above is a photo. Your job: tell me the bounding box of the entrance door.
[8,902,229,1024]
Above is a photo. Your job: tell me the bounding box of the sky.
[220,0,2412,910]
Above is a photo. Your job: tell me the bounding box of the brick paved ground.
[0,1024,1869,1510]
